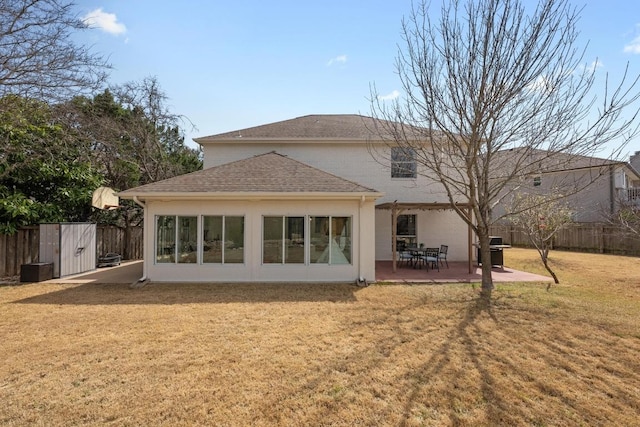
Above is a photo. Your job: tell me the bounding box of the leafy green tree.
[0,95,103,233]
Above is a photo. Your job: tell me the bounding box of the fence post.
[599,225,605,254]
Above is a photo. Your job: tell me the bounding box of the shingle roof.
[118,152,380,196]
[493,147,627,174]
[194,114,409,142]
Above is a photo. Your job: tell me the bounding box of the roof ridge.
[193,114,387,142]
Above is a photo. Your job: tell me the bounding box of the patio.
[375,261,552,283]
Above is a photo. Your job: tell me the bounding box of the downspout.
[132,196,145,210]
[132,196,149,286]
[356,195,367,286]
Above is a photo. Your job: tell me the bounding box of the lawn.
[0,248,638,426]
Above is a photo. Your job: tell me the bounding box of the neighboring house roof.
[493,147,640,178]
[118,152,382,199]
[194,114,419,143]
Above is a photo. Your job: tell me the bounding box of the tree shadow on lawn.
[248,289,639,426]
[13,282,360,305]
[394,293,638,425]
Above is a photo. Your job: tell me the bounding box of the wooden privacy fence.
[0,226,143,278]
[490,224,640,256]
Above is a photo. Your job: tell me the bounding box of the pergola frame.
[376,201,474,274]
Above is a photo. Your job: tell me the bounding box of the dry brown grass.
[1,248,639,426]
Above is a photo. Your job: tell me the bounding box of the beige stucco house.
[119,114,471,282]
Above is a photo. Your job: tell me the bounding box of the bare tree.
[370,0,640,295]
[0,0,109,100]
[508,192,573,287]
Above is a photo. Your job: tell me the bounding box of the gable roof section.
[193,114,416,143]
[118,152,382,199]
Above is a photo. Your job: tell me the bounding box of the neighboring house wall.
[141,198,377,282]
[630,151,640,174]
[202,141,469,261]
[494,164,637,223]
[543,168,614,223]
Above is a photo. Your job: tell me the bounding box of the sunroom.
[118,152,383,283]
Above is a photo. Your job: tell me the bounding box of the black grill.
[477,236,507,268]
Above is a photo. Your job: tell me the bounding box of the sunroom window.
[202,216,244,264]
[309,216,352,264]
[155,215,197,263]
[263,216,305,264]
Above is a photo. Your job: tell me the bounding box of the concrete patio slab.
[45,260,143,284]
[375,261,552,283]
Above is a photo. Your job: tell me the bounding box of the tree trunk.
[541,251,559,289]
[477,231,494,294]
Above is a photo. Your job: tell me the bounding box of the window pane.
[310,216,330,263]
[156,216,175,263]
[202,216,223,263]
[263,216,283,263]
[397,214,416,235]
[224,216,244,264]
[331,217,351,264]
[396,214,417,248]
[391,147,417,178]
[285,217,305,264]
[177,216,197,263]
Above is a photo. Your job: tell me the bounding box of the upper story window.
[391,147,417,178]
[533,176,541,187]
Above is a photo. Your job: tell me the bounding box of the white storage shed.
[39,223,97,278]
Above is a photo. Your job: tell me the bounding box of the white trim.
[121,192,383,201]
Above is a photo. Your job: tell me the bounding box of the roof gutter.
[120,191,384,202]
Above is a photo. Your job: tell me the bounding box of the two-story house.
[119,114,470,283]
[491,147,640,223]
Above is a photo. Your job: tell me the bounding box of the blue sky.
[75,1,640,156]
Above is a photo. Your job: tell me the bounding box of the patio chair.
[421,247,440,271]
[398,249,415,267]
[438,244,449,268]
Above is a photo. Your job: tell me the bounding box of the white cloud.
[378,90,400,101]
[577,59,604,74]
[624,35,640,54]
[327,55,347,66]
[82,8,126,35]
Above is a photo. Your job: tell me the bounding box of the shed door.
[60,224,96,277]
